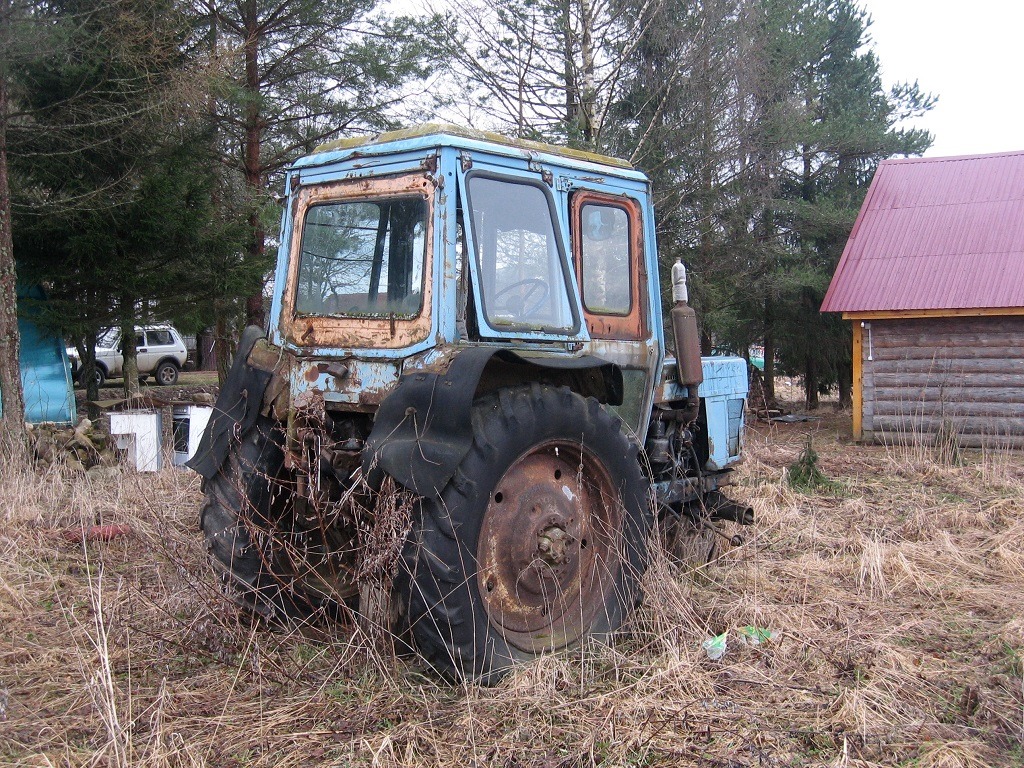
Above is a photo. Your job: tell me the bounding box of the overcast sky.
[858,0,1024,158]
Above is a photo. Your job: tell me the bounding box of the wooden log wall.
[861,316,1024,448]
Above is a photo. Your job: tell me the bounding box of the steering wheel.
[493,278,550,318]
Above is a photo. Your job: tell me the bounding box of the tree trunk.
[762,299,775,401]
[121,315,140,398]
[214,310,231,386]
[837,356,852,409]
[82,328,100,420]
[0,58,28,457]
[562,0,577,132]
[243,13,265,329]
[579,0,595,143]
[804,353,819,410]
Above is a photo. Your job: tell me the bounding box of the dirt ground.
[1,403,1022,767]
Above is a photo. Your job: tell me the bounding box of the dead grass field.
[2,408,1023,767]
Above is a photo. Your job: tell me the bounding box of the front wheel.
[155,360,179,386]
[397,384,653,683]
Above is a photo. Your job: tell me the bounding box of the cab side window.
[579,203,631,316]
[571,193,645,339]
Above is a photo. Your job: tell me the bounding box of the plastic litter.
[739,626,775,645]
[701,627,775,659]
[702,632,728,660]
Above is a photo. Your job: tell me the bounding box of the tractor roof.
[296,123,642,178]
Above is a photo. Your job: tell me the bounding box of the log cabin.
[821,151,1024,448]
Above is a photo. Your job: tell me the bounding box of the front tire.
[397,384,653,683]
[155,360,179,386]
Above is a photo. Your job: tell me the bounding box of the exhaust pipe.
[670,260,702,421]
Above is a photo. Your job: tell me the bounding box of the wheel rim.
[477,440,622,653]
[158,366,174,384]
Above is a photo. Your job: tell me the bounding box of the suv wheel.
[155,360,179,386]
[80,366,105,388]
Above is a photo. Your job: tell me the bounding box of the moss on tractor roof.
[313,123,634,169]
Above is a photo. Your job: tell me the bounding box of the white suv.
[69,325,188,387]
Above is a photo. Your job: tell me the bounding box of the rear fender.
[362,348,622,497]
[186,327,274,480]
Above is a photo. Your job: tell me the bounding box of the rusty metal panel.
[290,358,402,409]
[280,173,437,350]
[822,151,1024,313]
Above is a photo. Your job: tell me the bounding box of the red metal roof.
[820,150,1024,313]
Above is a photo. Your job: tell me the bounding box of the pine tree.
[609,0,932,408]
[193,0,434,327]
[768,0,932,407]
[11,0,219,404]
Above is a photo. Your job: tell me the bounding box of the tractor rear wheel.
[199,416,358,620]
[396,384,653,683]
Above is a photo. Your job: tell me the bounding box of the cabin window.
[295,196,427,318]
[579,202,631,315]
[467,175,577,334]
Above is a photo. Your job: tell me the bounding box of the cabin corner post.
[851,319,863,441]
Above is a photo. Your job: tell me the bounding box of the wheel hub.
[477,441,622,653]
[537,524,570,565]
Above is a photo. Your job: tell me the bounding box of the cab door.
[569,187,658,438]
[457,156,588,344]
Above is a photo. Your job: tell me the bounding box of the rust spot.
[356,386,389,406]
[247,339,288,374]
[476,440,622,654]
[316,361,349,382]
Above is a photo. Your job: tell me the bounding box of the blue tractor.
[189,125,751,682]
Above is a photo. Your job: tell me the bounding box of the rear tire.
[396,384,653,683]
[155,360,179,386]
[200,418,296,618]
[199,416,357,620]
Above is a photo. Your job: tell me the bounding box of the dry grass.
[2,409,1023,767]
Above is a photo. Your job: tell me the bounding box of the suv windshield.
[468,176,576,333]
[295,196,427,318]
